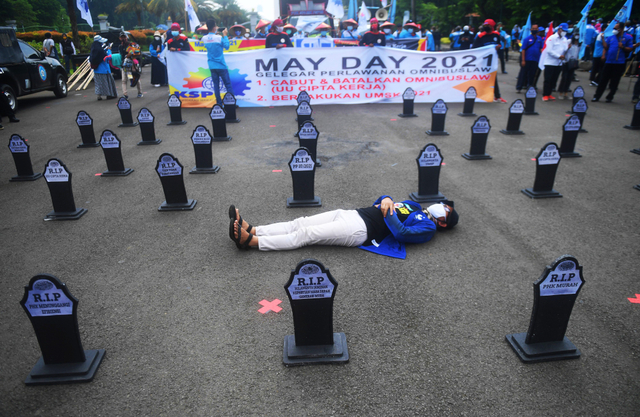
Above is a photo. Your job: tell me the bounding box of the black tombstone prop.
[521,142,562,199]
[297,121,322,167]
[116,97,138,128]
[458,86,477,117]
[409,143,446,203]
[632,147,640,156]
[572,98,588,133]
[294,101,313,137]
[635,184,640,191]
[209,104,232,141]
[506,255,585,363]
[155,153,197,211]
[462,116,492,160]
[559,115,582,158]
[523,87,539,115]
[426,99,449,135]
[223,92,240,123]
[75,111,100,148]
[42,159,87,220]
[295,90,313,121]
[568,86,585,113]
[99,130,134,176]
[398,87,418,117]
[624,101,640,130]
[501,99,525,135]
[20,274,106,385]
[8,135,42,181]
[283,259,348,366]
[167,94,187,125]
[189,125,220,174]
[287,147,321,208]
[137,108,162,146]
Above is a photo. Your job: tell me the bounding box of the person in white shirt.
[542,23,570,101]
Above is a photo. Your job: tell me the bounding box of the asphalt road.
[1,59,639,416]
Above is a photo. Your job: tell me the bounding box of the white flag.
[326,0,345,19]
[185,0,201,32]
[380,0,387,7]
[358,1,370,33]
[76,0,93,28]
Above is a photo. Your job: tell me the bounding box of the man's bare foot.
[234,220,258,247]
[235,208,252,232]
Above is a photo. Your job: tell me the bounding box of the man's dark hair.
[207,19,216,32]
[44,32,51,39]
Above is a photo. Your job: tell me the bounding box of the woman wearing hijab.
[149,31,168,87]
[90,35,117,100]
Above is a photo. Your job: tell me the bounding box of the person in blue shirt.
[399,21,420,39]
[201,19,234,105]
[230,24,245,40]
[497,22,510,73]
[381,21,396,40]
[511,24,520,51]
[593,22,638,102]
[590,31,605,86]
[516,24,543,92]
[341,19,360,40]
[228,196,458,259]
[583,22,597,60]
[449,26,462,50]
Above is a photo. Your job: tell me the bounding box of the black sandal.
[237,229,254,250]
[228,205,241,249]
[228,205,255,236]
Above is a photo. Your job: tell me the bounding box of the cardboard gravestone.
[398,87,417,117]
[155,153,197,211]
[297,121,322,167]
[569,86,585,113]
[209,104,232,141]
[75,111,100,148]
[506,255,585,363]
[462,116,492,160]
[426,99,449,136]
[223,92,240,123]
[294,101,313,137]
[189,125,220,174]
[287,147,321,207]
[521,142,562,199]
[20,274,105,385]
[295,90,313,121]
[410,143,446,203]
[558,115,582,158]
[283,259,348,366]
[458,86,477,117]
[523,87,539,116]
[635,184,640,191]
[624,101,640,130]
[501,99,525,135]
[137,108,161,145]
[8,134,42,181]
[99,130,134,176]
[572,98,588,133]
[167,94,187,125]
[42,159,87,220]
[117,97,138,128]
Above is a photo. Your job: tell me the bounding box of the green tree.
[147,0,186,23]
[194,0,218,20]
[116,0,150,26]
[211,0,247,28]
[1,0,37,27]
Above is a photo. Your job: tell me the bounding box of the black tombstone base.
[226,118,241,123]
[409,191,446,204]
[44,208,87,221]
[137,139,162,146]
[631,148,640,155]
[523,111,539,116]
[283,332,349,366]
[461,153,492,160]
[624,124,640,130]
[286,196,322,208]
[189,166,220,174]
[101,168,134,177]
[295,117,314,121]
[158,199,197,211]
[521,188,562,199]
[559,151,582,158]
[634,184,640,191]
[212,136,232,142]
[10,172,42,182]
[457,112,476,117]
[426,130,449,136]
[117,122,138,128]
[167,120,187,126]
[25,349,106,385]
[77,143,101,149]
[579,128,588,133]
[505,333,580,363]
[398,113,418,118]
[500,129,525,135]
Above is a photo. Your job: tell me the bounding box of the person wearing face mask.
[558,34,580,99]
[515,24,543,93]
[316,22,333,39]
[449,26,462,50]
[459,26,474,50]
[265,19,293,49]
[359,18,386,47]
[284,24,298,38]
[473,19,507,103]
[593,22,637,102]
[381,21,396,40]
[149,31,168,87]
[167,23,190,51]
[230,24,245,40]
[541,23,570,101]
[341,19,360,40]
[399,21,420,38]
[253,20,270,38]
[228,196,458,257]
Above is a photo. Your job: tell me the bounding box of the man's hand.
[379,197,395,217]
[559,55,565,60]
[276,44,284,49]
[170,47,176,51]
[521,60,525,67]
[222,28,228,37]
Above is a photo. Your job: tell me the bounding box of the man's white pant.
[255,209,368,251]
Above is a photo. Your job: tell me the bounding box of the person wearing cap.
[359,18,386,47]
[254,20,270,38]
[473,19,507,103]
[316,22,333,39]
[515,24,543,93]
[228,196,458,258]
[60,33,76,74]
[230,24,245,40]
[167,23,190,51]
[265,19,292,48]
[459,25,474,50]
[201,19,234,105]
[595,18,603,33]
[341,19,360,40]
[90,35,117,101]
[511,24,521,52]
[283,24,298,38]
[149,31,168,87]
[541,23,570,101]
[449,26,463,50]
[593,22,637,103]
[399,20,420,38]
[381,21,396,40]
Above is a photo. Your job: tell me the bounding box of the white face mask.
[276,26,284,32]
[612,29,619,35]
[384,29,391,34]
[426,204,447,220]
[347,26,353,31]
[408,28,414,33]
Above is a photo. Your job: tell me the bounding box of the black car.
[0,27,68,111]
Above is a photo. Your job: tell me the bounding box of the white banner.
[166,46,498,108]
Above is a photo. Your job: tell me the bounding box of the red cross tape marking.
[628,294,640,304]
[258,299,282,314]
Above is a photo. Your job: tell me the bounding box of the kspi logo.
[38,65,47,81]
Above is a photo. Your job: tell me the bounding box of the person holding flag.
[593,21,637,102]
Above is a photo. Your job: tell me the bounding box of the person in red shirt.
[359,18,386,47]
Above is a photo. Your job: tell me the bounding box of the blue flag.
[580,0,595,16]
[389,0,397,25]
[578,15,588,59]
[521,12,532,42]
[604,0,633,37]
[347,0,358,20]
